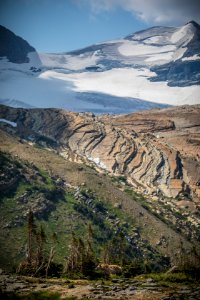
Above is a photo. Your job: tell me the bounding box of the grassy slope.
[0,129,197,270]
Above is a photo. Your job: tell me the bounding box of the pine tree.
[45,232,58,278]
[78,237,86,273]
[64,232,80,274]
[17,210,37,274]
[27,210,37,264]
[34,225,46,275]
[82,224,97,277]
[86,223,94,257]
[102,232,127,265]
[64,226,97,278]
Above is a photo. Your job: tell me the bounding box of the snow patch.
[145,52,174,62]
[143,36,162,44]
[39,52,98,71]
[170,24,194,45]
[0,118,17,127]
[0,51,41,72]
[182,54,200,61]
[87,156,107,170]
[118,41,175,57]
[173,47,187,61]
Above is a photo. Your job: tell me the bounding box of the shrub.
[0,290,62,300]
[145,272,195,283]
[122,262,144,278]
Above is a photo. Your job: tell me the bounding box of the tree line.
[17,210,130,278]
[17,210,200,279]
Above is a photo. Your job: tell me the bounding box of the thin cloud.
[78,0,200,24]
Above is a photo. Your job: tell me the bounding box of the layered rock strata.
[0,104,199,200]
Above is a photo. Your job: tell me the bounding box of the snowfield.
[1,67,199,110]
[39,68,200,106]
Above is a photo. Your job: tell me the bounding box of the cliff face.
[0,104,200,200]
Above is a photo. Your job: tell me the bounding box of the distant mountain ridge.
[0,21,200,113]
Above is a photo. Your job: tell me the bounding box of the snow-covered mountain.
[0,22,200,114]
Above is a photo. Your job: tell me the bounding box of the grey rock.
[146,278,155,283]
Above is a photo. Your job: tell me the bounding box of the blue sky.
[0,0,199,53]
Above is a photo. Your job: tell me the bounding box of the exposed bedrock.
[0,104,200,200]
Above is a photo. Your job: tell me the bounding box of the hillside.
[0,104,200,273]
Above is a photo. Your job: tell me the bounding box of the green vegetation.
[1,151,200,281]
[139,271,200,286]
[124,187,150,210]
[111,175,127,184]
[0,152,147,276]
[63,225,98,279]
[0,290,87,300]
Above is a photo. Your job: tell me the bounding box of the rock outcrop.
[0,104,200,201]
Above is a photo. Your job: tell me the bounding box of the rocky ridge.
[0,104,199,202]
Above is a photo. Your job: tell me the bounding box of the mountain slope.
[0,104,200,249]
[0,128,198,272]
[0,22,200,113]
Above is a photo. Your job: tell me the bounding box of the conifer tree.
[64,232,80,274]
[45,232,58,278]
[83,224,96,277]
[86,223,94,257]
[27,210,37,264]
[102,231,127,265]
[64,226,97,278]
[34,225,46,275]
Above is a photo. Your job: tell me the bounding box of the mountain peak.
[186,20,200,29]
[0,25,36,63]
